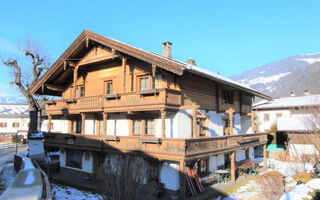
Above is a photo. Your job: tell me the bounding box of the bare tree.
[1,38,49,131]
[96,154,163,200]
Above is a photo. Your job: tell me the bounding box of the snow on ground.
[214,158,320,200]
[238,72,291,86]
[51,183,103,200]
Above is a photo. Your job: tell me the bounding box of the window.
[66,149,82,169]
[276,113,282,118]
[264,114,270,122]
[133,120,142,135]
[75,87,79,98]
[146,119,154,135]
[105,81,113,94]
[99,120,104,135]
[198,119,207,136]
[12,122,19,128]
[195,158,208,174]
[71,119,82,133]
[222,88,234,104]
[139,77,149,90]
[152,74,162,89]
[79,86,85,97]
[0,122,7,128]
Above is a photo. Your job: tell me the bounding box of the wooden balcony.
[43,132,268,161]
[45,88,182,115]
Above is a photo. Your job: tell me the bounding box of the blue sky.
[1,0,320,97]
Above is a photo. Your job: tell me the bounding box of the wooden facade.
[31,30,270,196]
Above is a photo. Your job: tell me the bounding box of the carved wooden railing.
[43,132,267,159]
[45,88,181,114]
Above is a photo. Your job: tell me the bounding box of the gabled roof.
[253,94,320,110]
[30,30,270,100]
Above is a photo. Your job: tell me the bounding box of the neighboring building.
[30,30,270,196]
[253,93,320,158]
[0,104,29,142]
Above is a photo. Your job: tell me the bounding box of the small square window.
[12,122,19,128]
[264,114,270,122]
[133,120,141,135]
[146,120,154,135]
[105,81,113,94]
[80,86,85,97]
[152,75,162,89]
[139,77,149,91]
[276,113,282,118]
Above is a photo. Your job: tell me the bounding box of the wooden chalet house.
[30,30,270,196]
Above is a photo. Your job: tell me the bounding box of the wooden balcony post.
[192,106,197,137]
[247,112,255,133]
[73,65,79,99]
[230,151,235,182]
[263,144,267,168]
[81,113,86,134]
[103,112,108,135]
[225,108,235,135]
[179,160,186,198]
[68,119,72,133]
[161,109,166,137]
[122,57,127,93]
[47,115,52,132]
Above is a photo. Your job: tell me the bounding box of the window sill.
[139,137,161,144]
[102,135,120,141]
[64,99,77,104]
[137,89,159,96]
[102,93,119,100]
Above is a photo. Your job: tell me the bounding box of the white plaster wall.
[241,115,252,134]
[236,150,246,162]
[85,116,95,135]
[61,119,69,133]
[249,147,255,160]
[289,144,318,158]
[107,114,129,136]
[209,112,225,136]
[82,151,93,173]
[173,110,192,138]
[234,114,241,134]
[254,110,291,132]
[59,148,66,167]
[160,161,180,191]
[217,154,225,167]
[208,156,218,171]
[0,117,29,133]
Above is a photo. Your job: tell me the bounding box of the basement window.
[66,149,82,169]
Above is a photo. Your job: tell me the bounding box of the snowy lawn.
[51,183,103,200]
[214,158,320,200]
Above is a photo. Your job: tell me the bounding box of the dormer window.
[139,76,150,91]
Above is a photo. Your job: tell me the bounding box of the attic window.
[222,88,234,104]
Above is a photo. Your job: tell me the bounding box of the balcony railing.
[43,132,268,160]
[45,88,181,114]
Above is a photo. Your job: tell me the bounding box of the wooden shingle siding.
[180,72,217,110]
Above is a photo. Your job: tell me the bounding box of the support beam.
[45,84,64,92]
[68,119,72,133]
[122,57,127,93]
[161,109,166,137]
[247,112,255,133]
[47,115,52,132]
[81,113,86,134]
[73,66,79,99]
[103,112,108,135]
[192,106,197,137]
[263,144,267,168]
[225,108,235,135]
[230,152,235,182]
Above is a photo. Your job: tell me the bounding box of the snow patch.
[297,58,320,64]
[24,170,35,185]
[51,183,103,200]
[23,157,35,170]
[260,71,265,74]
[238,72,291,86]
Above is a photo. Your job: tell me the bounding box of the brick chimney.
[186,57,196,66]
[162,42,172,58]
